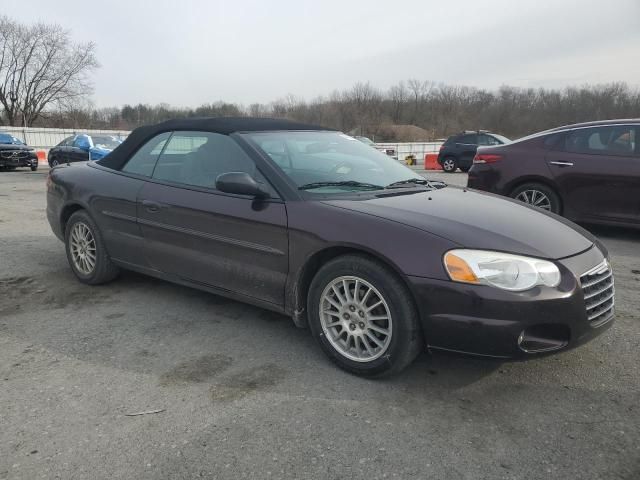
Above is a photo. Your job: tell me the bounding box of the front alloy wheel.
[319,276,392,362]
[308,255,422,377]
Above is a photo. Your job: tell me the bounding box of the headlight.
[444,249,560,291]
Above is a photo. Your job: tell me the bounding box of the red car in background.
[467,119,640,228]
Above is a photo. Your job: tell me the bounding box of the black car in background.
[0,133,38,171]
[438,130,510,172]
[48,134,122,167]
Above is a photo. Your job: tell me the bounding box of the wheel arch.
[60,202,89,236]
[290,244,421,330]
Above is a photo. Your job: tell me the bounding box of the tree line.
[39,82,640,141]
[1,16,638,141]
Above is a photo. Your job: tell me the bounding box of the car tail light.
[473,154,502,164]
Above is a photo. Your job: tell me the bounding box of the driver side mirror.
[216,172,270,199]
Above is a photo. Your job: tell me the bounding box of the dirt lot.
[1,168,639,480]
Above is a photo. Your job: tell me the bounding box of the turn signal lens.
[444,252,479,284]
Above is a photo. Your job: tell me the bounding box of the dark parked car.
[468,119,640,228]
[46,118,614,376]
[0,133,38,171]
[48,134,122,167]
[438,130,511,173]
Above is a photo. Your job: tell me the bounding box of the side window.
[544,133,564,149]
[478,135,499,146]
[459,134,477,145]
[152,131,260,190]
[59,136,74,147]
[122,132,171,177]
[565,126,636,156]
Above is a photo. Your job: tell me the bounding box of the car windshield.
[0,133,24,145]
[243,131,425,194]
[91,136,121,149]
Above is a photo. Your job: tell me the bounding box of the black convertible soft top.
[98,116,333,170]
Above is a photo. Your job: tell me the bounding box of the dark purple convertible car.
[46,118,614,376]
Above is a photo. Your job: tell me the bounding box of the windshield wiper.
[298,180,384,191]
[386,178,447,189]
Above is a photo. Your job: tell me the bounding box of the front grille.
[0,150,29,159]
[580,260,614,326]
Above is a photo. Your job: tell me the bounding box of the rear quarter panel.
[47,163,148,266]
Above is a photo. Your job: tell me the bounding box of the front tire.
[510,182,561,214]
[307,255,422,377]
[30,164,38,171]
[49,158,59,167]
[65,210,120,285]
[442,157,457,173]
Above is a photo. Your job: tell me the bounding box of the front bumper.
[0,152,38,168]
[409,246,614,359]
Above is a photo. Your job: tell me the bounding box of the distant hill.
[373,124,432,142]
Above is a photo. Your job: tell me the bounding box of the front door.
[547,125,640,224]
[137,131,289,306]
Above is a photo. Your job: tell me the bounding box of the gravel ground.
[1,168,639,480]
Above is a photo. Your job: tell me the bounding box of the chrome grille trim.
[0,150,29,159]
[580,260,615,327]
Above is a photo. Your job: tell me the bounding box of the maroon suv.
[468,119,640,228]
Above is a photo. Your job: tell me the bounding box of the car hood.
[322,187,594,260]
[0,143,31,151]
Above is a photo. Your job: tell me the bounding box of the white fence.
[0,126,442,165]
[0,126,130,149]
[376,142,443,162]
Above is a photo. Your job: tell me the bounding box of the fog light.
[517,324,570,353]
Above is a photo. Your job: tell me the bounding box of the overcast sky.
[5,0,640,107]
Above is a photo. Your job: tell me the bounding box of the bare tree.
[0,16,98,126]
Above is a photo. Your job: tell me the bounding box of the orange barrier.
[37,150,48,165]
[424,153,442,170]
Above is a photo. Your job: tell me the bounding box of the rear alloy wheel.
[50,158,59,167]
[442,157,457,173]
[65,210,120,285]
[511,183,561,214]
[308,255,422,377]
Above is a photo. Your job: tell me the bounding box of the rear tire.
[307,254,423,377]
[30,165,38,171]
[49,158,59,167]
[442,157,457,173]
[510,182,561,214]
[65,210,120,285]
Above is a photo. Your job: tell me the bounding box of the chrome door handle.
[549,161,574,167]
